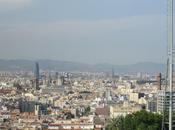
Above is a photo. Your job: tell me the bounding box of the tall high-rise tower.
[112,68,115,79]
[157,73,162,90]
[35,62,40,90]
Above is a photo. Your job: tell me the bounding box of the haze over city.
[1,0,175,130]
[0,0,168,64]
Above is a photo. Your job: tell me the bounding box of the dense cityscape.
[0,0,174,130]
[0,62,166,130]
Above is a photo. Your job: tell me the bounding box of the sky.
[0,0,170,65]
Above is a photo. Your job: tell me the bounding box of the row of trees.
[106,110,162,130]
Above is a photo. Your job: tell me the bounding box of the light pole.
[168,0,173,130]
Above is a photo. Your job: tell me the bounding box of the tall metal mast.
[168,0,173,129]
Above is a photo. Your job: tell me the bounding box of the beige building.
[129,93,139,102]
[138,97,147,105]
[110,102,142,118]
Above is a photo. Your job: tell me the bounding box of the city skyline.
[0,0,169,64]
[0,1,174,130]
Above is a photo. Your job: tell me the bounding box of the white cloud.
[0,0,32,11]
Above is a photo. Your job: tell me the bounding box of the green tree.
[106,116,125,130]
[106,110,162,130]
[106,118,118,130]
[84,106,91,116]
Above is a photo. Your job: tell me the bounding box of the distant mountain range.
[0,59,165,73]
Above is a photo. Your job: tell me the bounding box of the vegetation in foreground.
[106,110,162,130]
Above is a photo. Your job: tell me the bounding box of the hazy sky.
[0,0,169,64]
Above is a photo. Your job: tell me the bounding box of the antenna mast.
[168,0,173,129]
